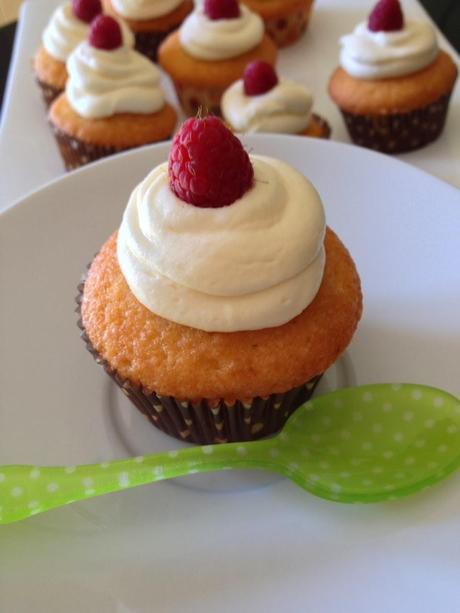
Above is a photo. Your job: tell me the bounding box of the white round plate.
[1,135,460,613]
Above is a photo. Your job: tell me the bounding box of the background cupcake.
[222,61,330,138]
[49,16,177,170]
[158,0,277,116]
[78,116,362,445]
[242,0,314,48]
[103,0,194,61]
[328,0,458,153]
[34,0,133,107]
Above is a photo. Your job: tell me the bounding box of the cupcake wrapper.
[308,113,332,139]
[50,125,129,171]
[76,279,322,445]
[340,92,453,154]
[264,1,312,48]
[172,82,225,117]
[134,30,174,63]
[36,78,63,108]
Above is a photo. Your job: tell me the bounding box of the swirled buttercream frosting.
[117,155,326,332]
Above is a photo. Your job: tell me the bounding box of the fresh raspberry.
[243,61,278,96]
[168,117,254,208]
[72,0,102,23]
[368,0,404,32]
[203,0,240,20]
[89,15,122,50]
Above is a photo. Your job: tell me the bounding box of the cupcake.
[158,0,277,116]
[78,116,362,445]
[33,0,134,107]
[242,0,314,48]
[49,16,177,171]
[222,61,330,138]
[103,0,194,62]
[328,0,458,153]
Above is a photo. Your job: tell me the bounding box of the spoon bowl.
[1,384,459,525]
[272,384,460,502]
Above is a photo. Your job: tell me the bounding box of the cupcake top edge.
[116,117,327,333]
[339,0,439,80]
[222,62,314,134]
[179,3,264,61]
[65,17,165,119]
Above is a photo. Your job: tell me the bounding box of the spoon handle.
[0,439,278,525]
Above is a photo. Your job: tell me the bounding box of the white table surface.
[0,0,459,212]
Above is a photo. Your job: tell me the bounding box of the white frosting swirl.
[42,2,134,62]
[42,3,90,61]
[340,20,438,79]
[117,155,326,332]
[179,4,264,60]
[66,42,165,118]
[111,0,184,20]
[222,80,313,134]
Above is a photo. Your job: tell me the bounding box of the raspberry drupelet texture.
[368,0,404,32]
[204,0,241,20]
[168,116,254,208]
[72,0,102,23]
[243,61,279,96]
[89,15,122,50]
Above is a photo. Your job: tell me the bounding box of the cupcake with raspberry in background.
[158,0,277,116]
[222,61,330,138]
[103,0,194,62]
[34,0,134,107]
[78,116,362,445]
[49,15,177,170]
[241,0,314,48]
[328,0,458,153]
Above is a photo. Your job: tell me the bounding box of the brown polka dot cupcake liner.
[172,82,225,117]
[76,279,323,445]
[51,126,134,171]
[308,113,332,139]
[340,91,453,154]
[36,78,63,108]
[134,29,174,63]
[264,0,313,48]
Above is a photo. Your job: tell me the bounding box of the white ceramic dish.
[1,135,460,612]
[0,0,459,211]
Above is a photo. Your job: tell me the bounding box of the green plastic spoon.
[1,383,460,525]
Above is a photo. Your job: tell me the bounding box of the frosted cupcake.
[103,0,194,61]
[242,0,314,48]
[328,0,458,153]
[222,61,330,138]
[78,116,362,444]
[34,0,133,107]
[49,16,177,170]
[158,0,277,116]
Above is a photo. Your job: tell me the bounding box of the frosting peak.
[179,4,264,60]
[42,2,134,62]
[222,80,313,134]
[66,42,165,118]
[117,155,326,332]
[42,3,90,61]
[340,20,438,79]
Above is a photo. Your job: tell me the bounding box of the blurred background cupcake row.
[1,0,457,170]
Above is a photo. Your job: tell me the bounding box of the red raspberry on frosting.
[89,15,122,50]
[368,0,404,32]
[72,0,102,23]
[168,116,254,208]
[203,0,241,20]
[243,61,279,96]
